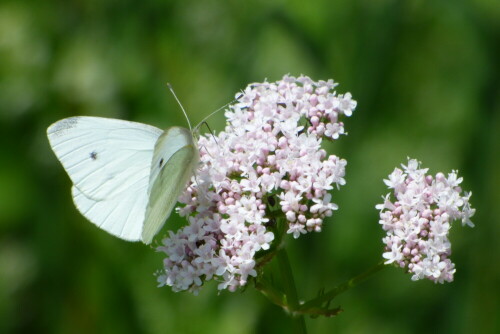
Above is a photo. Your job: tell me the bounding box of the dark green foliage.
[0,0,498,333]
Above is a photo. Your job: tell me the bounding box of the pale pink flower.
[157,75,355,292]
[377,158,474,283]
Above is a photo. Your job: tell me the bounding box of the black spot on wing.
[159,158,164,168]
[90,151,98,160]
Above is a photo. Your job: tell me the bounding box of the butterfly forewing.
[47,117,162,201]
[142,127,199,244]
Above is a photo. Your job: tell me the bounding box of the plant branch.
[298,261,386,311]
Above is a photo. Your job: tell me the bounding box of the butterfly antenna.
[194,93,243,131]
[199,121,218,144]
[167,83,192,132]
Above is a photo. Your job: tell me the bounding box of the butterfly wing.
[71,185,148,240]
[141,127,199,244]
[47,116,163,200]
[47,116,162,240]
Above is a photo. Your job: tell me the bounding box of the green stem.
[276,247,307,334]
[299,261,386,311]
[254,275,286,308]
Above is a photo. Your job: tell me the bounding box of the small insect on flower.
[376,158,475,283]
[157,75,356,294]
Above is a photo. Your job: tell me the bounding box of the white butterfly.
[47,116,199,244]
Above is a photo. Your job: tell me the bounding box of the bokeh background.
[1,0,498,333]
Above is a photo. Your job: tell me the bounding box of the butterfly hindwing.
[71,184,148,241]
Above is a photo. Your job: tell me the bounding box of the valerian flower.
[156,75,356,293]
[376,158,475,283]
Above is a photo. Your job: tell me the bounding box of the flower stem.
[254,275,286,308]
[276,247,307,334]
[299,261,386,311]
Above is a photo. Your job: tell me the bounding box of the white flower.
[240,171,261,193]
[338,93,356,117]
[287,223,308,239]
[156,75,354,293]
[279,191,303,213]
[310,193,338,215]
[376,158,474,283]
[384,168,406,191]
[383,243,403,264]
[324,122,343,139]
[375,194,396,212]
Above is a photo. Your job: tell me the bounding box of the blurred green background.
[1,0,498,333]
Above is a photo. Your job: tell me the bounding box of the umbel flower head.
[157,75,356,293]
[376,158,475,283]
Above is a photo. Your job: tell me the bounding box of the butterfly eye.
[159,158,164,168]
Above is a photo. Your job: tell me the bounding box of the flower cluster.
[157,75,356,293]
[376,158,475,283]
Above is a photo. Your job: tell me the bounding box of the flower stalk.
[298,261,385,312]
[276,248,306,326]
[256,246,385,320]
